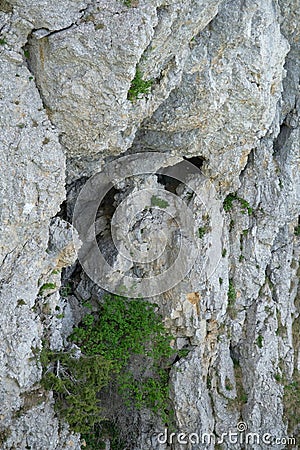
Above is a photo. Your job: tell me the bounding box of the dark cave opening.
[156,154,206,193]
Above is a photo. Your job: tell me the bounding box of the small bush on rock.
[41,294,176,443]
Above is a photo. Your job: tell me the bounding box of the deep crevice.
[273,122,293,156]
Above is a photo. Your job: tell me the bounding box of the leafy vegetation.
[231,358,248,409]
[223,193,253,215]
[41,295,176,445]
[294,225,300,236]
[150,195,169,209]
[223,194,236,212]
[38,282,57,295]
[82,422,124,450]
[41,349,111,433]
[227,279,237,319]
[225,377,233,391]
[255,334,263,349]
[17,299,26,306]
[227,279,237,303]
[274,373,282,382]
[198,226,209,239]
[127,67,153,101]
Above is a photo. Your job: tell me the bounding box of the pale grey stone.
[0,0,299,448]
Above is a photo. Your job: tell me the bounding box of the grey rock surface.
[27,0,221,179]
[0,0,299,449]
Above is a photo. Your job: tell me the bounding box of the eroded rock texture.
[0,0,299,449]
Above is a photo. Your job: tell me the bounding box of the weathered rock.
[0,8,80,445]
[132,0,290,190]
[27,0,222,180]
[0,0,299,448]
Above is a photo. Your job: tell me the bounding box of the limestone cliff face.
[0,0,299,449]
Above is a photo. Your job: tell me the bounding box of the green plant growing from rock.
[128,67,153,101]
[223,193,253,215]
[283,370,300,436]
[38,282,57,295]
[41,294,176,443]
[60,282,72,297]
[228,279,237,303]
[274,373,282,382]
[256,334,263,349]
[198,226,208,239]
[41,348,111,433]
[70,295,174,419]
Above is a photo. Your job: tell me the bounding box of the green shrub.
[82,421,124,450]
[198,226,208,239]
[225,377,233,391]
[230,359,248,410]
[256,335,263,349]
[223,193,253,215]
[60,283,72,297]
[41,349,111,433]
[127,67,153,101]
[38,282,57,295]
[227,279,237,319]
[42,295,176,442]
[70,295,174,420]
